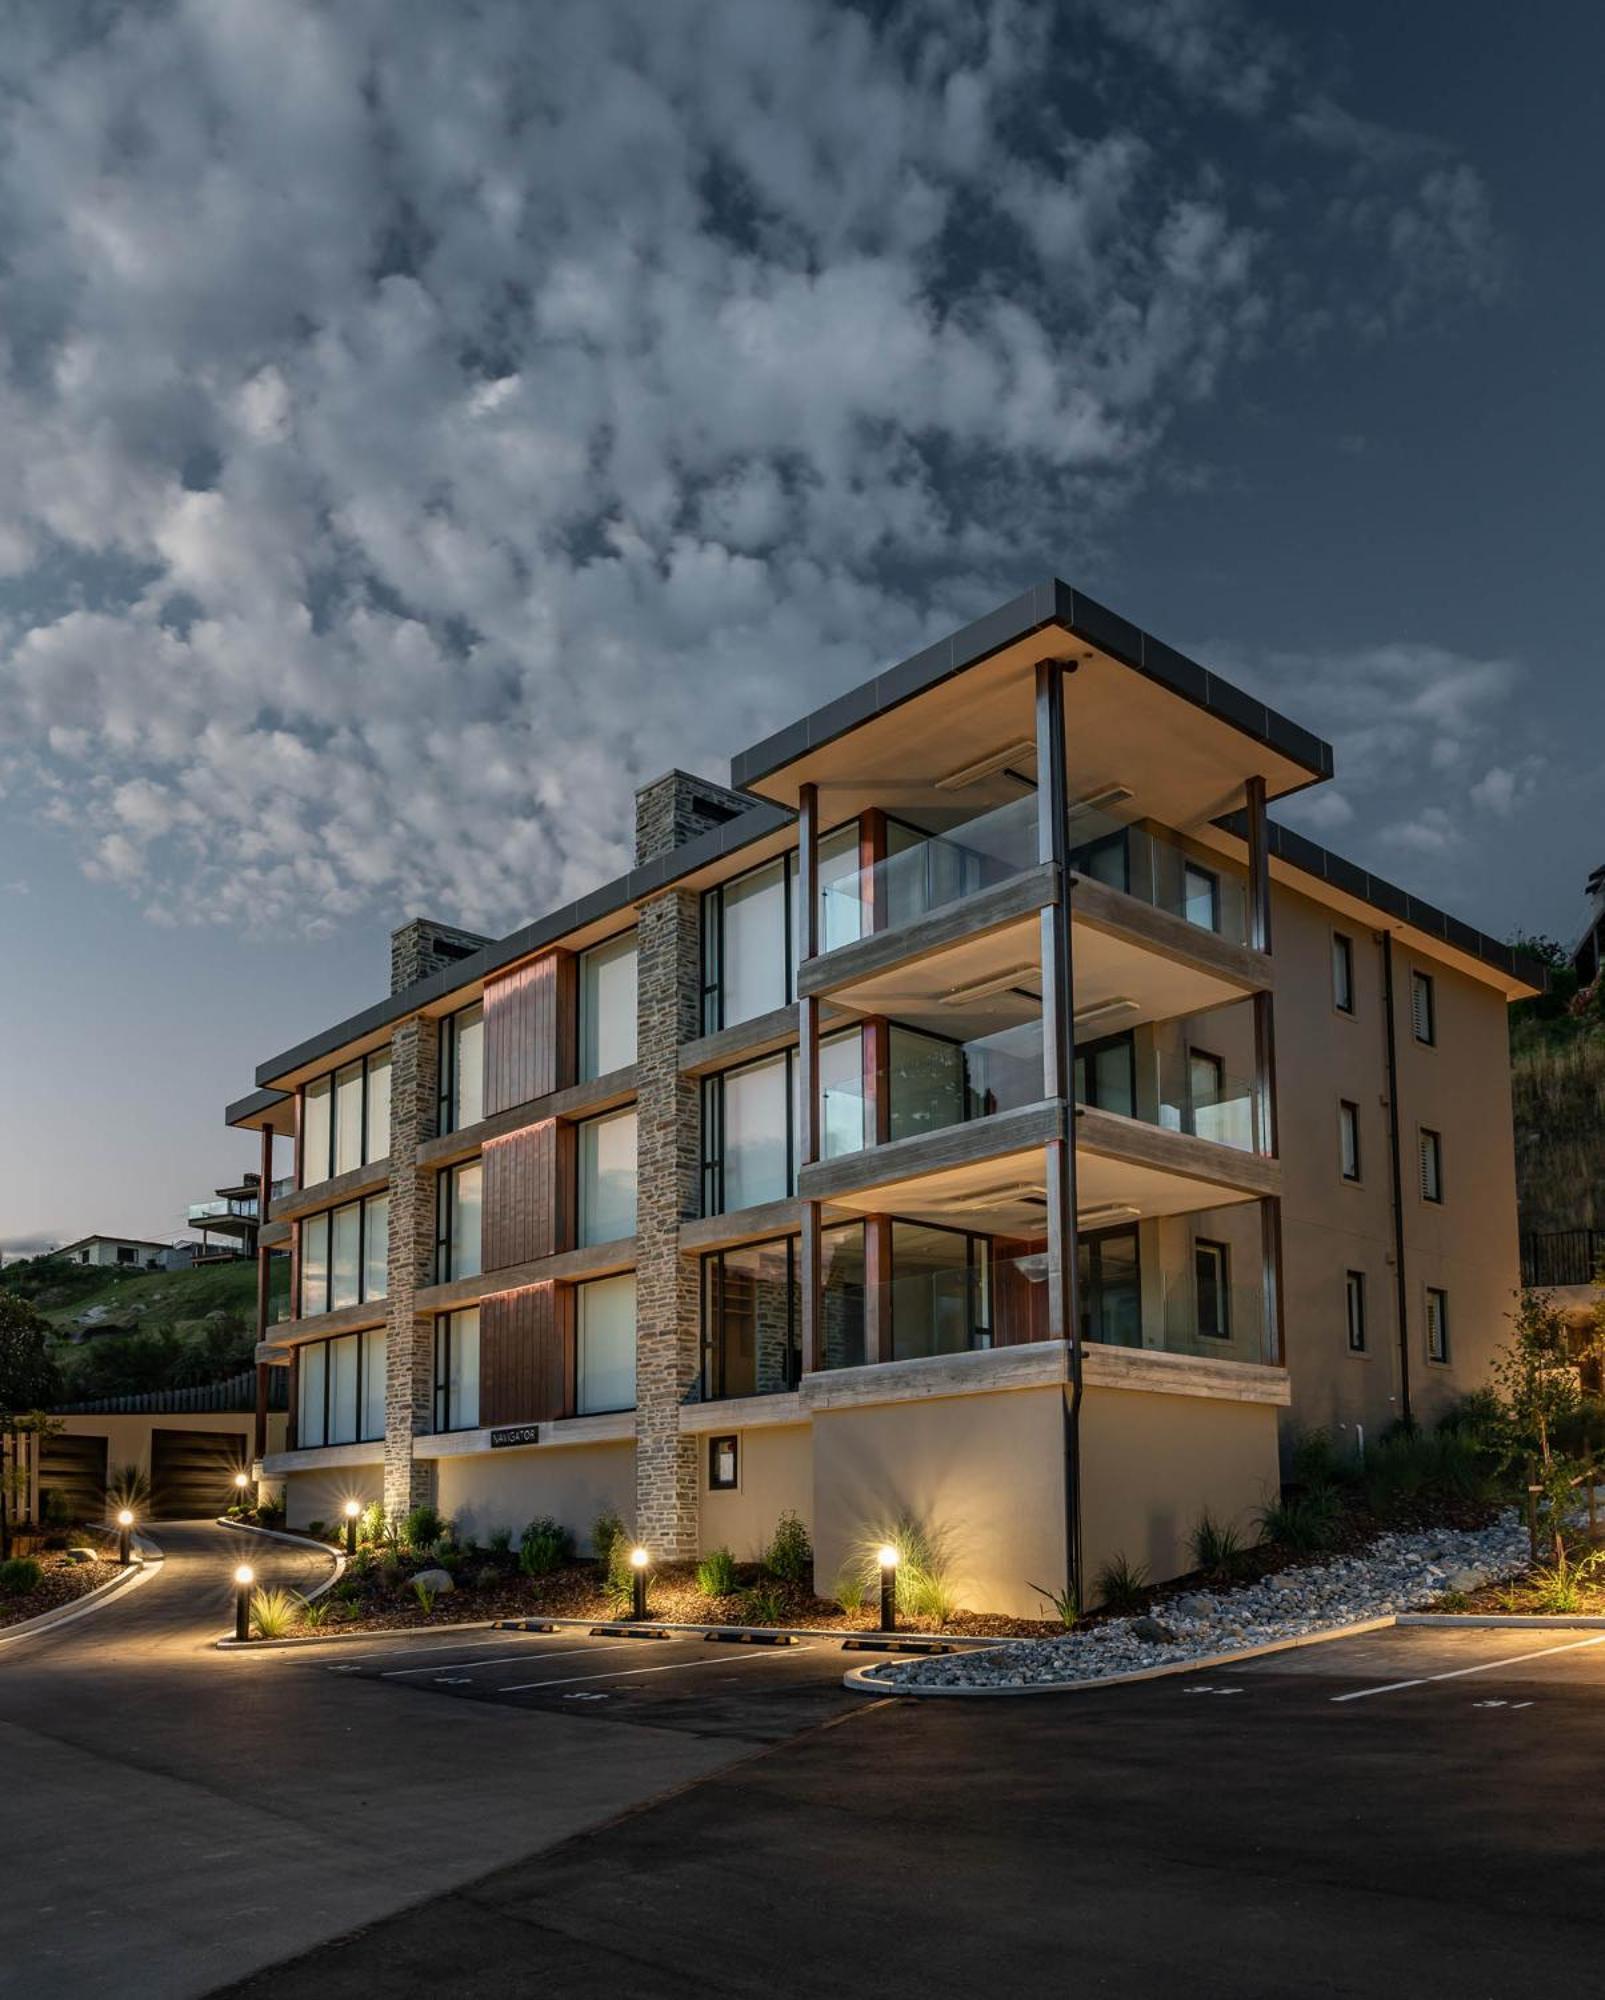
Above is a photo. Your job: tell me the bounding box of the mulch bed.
[0,1543,123,1630]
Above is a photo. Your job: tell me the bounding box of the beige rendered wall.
[1079,1383,1280,1595]
[697,1423,812,1562]
[434,1441,635,1552]
[1269,883,1520,1445]
[285,1460,382,1530]
[810,1388,1068,1621]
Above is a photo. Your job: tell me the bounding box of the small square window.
[1411,970,1436,1046]
[708,1434,739,1491]
[1332,933,1354,1015]
[1345,1271,1366,1353]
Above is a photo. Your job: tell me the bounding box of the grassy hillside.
[0,1254,265,1400]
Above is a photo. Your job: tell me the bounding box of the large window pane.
[452,1004,484,1132]
[449,1161,482,1279]
[818,824,863,953]
[330,1201,361,1311]
[363,1192,389,1301]
[365,1049,392,1161]
[298,1341,326,1448]
[579,1109,638,1244]
[300,1211,330,1317]
[722,1055,790,1211]
[334,1061,364,1175]
[328,1332,359,1444]
[303,1076,332,1186]
[578,1273,636,1414]
[888,1026,965,1142]
[580,933,638,1079]
[439,1308,480,1431]
[820,1222,867,1370]
[361,1328,387,1440]
[703,1239,796,1400]
[721,859,788,1026]
[818,1030,866,1159]
[890,1223,982,1361]
[1080,1227,1142,1347]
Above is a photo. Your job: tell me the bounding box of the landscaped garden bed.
[0,1538,122,1630]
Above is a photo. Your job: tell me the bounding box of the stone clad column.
[633,887,702,1558]
[383,1016,439,1521]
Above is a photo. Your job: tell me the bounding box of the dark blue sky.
[0,0,1596,1245]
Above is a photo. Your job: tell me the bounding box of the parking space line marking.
[1331,1633,1605,1703]
[500,1647,814,1695]
[380,1646,604,1678]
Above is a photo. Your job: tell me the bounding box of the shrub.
[519,1518,572,1577]
[307,1519,328,1541]
[739,1583,786,1627]
[1190,1510,1245,1578]
[333,1577,363,1604]
[249,1587,298,1639]
[412,1576,439,1614]
[403,1504,444,1553]
[832,1566,866,1614]
[590,1508,626,1566]
[41,1489,71,1531]
[852,1514,957,1623]
[602,1538,638,1614]
[358,1501,385,1546]
[257,1496,286,1529]
[1290,1427,1348,1491]
[763,1511,813,1587]
[488,1526,514,1556]
[1258,1488,1342,1553]
[696,1547,738,1598]
[1094,1553,1150,1614]
[1031,1580,1079,1629]
[299,1597,332,1630]
[0,1557,42,1598]
[1529,1547,1605,1615]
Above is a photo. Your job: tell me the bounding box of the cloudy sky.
[1,0,1599,1249]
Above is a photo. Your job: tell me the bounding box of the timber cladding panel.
[483,952,575,1117]
[482,1120,574,1272]
[481,1283,571,1424]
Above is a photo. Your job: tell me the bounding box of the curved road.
[0,1520,745,2000]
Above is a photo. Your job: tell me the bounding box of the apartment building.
[228,582,1541,1616]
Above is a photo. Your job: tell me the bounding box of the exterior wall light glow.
[233,1563,255,1644]
[234,1471,249,1491]
[343,1497,362,1556]
[629,1545,649,1621]
[116,1508,135,1566]
[877,1545,899,1634]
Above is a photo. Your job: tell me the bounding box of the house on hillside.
[51,1235,174,1271]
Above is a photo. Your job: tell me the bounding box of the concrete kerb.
[1399,1612,1605,1629]
[213,1610,1016,1653]
[844,1614,1402,1698]
[0,1530,164,1651]
[214,1515,345,1602]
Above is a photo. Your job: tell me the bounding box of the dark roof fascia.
[730,578,1335,793]
[1215,810,1548,993]
[225,1086,290,1127]
[253,799,794,1089]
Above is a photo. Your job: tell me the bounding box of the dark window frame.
[1411,969,1437,1047]
[708,1434,739,1491]
[889,1218,995,1358]
[1194,1238,1230,1340]
[435,1158,481,1284]
[1339,1099,1362,1182]
[1332,931,1355,1015]
[1345,1270,1367,1353]
[1186,1045,1227,1138]
[1426,1286,1450,1364]
[1182,859,1222,934]
[295,1325,384,1448]
[1072,1028,1138,1116]
[1420,1127,1444,1204]
[298,1192,387,1318]
[301,1047,389,1186]
[436,1000,482,1138]
[1078,1223,1142,1347]
[700,1029,860,1218]
[432,1310,479,1433]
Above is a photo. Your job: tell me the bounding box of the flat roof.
[731,578,1334,794]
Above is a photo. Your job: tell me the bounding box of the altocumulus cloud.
[0,0,1508,935]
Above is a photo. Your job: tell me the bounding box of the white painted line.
[500,1646,814,1695]
[1331,1633,1605,1704]
[380,1646,602,1679]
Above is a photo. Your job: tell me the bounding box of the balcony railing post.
[798,782,823,1376]
[1245,777,1286,1371]
[1035,656,1082,1611]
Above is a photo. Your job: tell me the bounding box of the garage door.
[38,1433,108,1524]
[149,1430,249,1519]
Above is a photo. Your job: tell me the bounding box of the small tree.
[1491,1289,1605,1563]
[0,1294,62,1558]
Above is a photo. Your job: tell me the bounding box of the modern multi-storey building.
[228,583,1541,1615]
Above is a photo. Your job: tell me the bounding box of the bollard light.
[116,1508,135,1567]
[629,1545,649,1622]
[343,1498,361,1558]
[877,1543,899,1634]
[233,1563,255,1644]
[234,1470,250,1496]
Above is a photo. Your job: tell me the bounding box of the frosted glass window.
[579,1109,638,1244]
[303,1077,331,1185]
[298,1341,327,1448]
[721,859,789,1026]
[300,1212,329,1318]
[334,1061,364,1175]
[446,1161,482,1280]
[363,1192,389,1301]
[361,1328,387,1440]
[580,933,638,1079]
[330,1202,361,1310]
[328,1332,360,1444]
[722,1055,790,1211]
[365,1048,392,1160]
[577,1273,636,1415]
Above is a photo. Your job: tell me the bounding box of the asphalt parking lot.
[287,1621,912,1741]
[226,1621,1605,1999]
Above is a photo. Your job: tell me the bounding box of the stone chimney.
[389,918,495,996]
[634,770,758,867]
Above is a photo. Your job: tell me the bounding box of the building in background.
[226,582,1542,1615]
[186,1170,291,1263]
[50,1235,176,1271]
